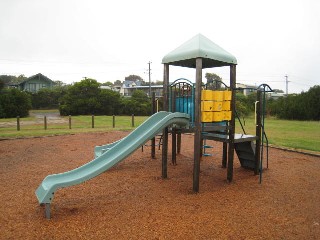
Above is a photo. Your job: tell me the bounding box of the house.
[117,79,162,97]
[267,92,285,100]
[17,73,55,93]
[236,83,257,95]
[122,85,163,97]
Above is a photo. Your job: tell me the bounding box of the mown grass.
[1,110,319,152]
[236,116,320,152]
[0,110,148,138]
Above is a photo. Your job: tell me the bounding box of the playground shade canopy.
[162,33,237,68]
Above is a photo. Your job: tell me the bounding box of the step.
[203,145,213,149]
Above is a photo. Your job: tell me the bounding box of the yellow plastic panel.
[224,91,232,101]
[223,111,232,121]
[212,91,223,101]
[201,90,214,101]
[201,101,214,111]
[212,101,223,111]
[222,101,231,111]
[212,112,223,122]
[201,111,212,122]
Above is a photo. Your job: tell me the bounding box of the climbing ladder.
[202,139,213,156]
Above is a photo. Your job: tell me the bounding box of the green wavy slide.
[36,111,189,207]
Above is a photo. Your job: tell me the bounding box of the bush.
[0,89,32,118]
[59,79,123,116]
[31,88,66,109]
[267,85,320,120]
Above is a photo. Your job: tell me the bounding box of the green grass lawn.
[236,116,320,152]
[0,110,148,138]
[1,110,319,152]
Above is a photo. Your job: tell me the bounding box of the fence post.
[92,115,94,128]
[44,116,47,130]
[17,116,20,131]
[113,115,115,128]
[69,115,72,129]
[131,114,134,127]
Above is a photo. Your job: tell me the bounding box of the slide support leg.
[45,203,51,219]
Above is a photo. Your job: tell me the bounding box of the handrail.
[170,78,194,86]
[263,130,269,169]
[204,80,230,89]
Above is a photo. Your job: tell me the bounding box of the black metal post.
[255,90,262,175]
[222,142,228,168]
[227,65,236,182]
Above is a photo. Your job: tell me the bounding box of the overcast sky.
[1,0,319,93]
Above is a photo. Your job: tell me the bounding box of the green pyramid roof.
[162,34,237,68]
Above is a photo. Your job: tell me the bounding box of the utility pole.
[285,75,289,95]
[147,61,152,97]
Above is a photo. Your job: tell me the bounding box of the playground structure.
[35,33,272,218]
[161,33,272,192]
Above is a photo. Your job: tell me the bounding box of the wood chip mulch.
[0,132,319,239]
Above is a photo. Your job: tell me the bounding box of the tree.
[114,80,122,85]
[53,80,65,87]
[0,79,4,90]
[125,75,143,82]
[267,85,320,120]
[0,74,27,86]
[131,90,149,103]
[99,89,121,115]
[59,78,102,115]
[0,88,32,118]
[59,78,122,116]
[101,81,113,87]
[205,73,223,89]
[121,90,152,116]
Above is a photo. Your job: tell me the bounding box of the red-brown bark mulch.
[0,132,319,239]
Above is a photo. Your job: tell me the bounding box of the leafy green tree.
[125,75,143,81]
[267,85,319,120]
[235,93,250,117]
[0,89,32,118]
[0,74,27,84]
[131,90,149,102]
[0,79,4,90]
[205,73,224,89]
[59,78,102,115]
[101,81,113,87]
[121,90,151,116]
[114,80,122,85]
[99,89,121,115]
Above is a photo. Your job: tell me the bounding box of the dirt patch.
[0,111,67,128]
[0,132,319,239]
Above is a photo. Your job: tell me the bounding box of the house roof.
[162,33,237,68]
[20,73,54,84]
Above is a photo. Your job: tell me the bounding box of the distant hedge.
[0,88,32,118]
[267,85,320,120]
